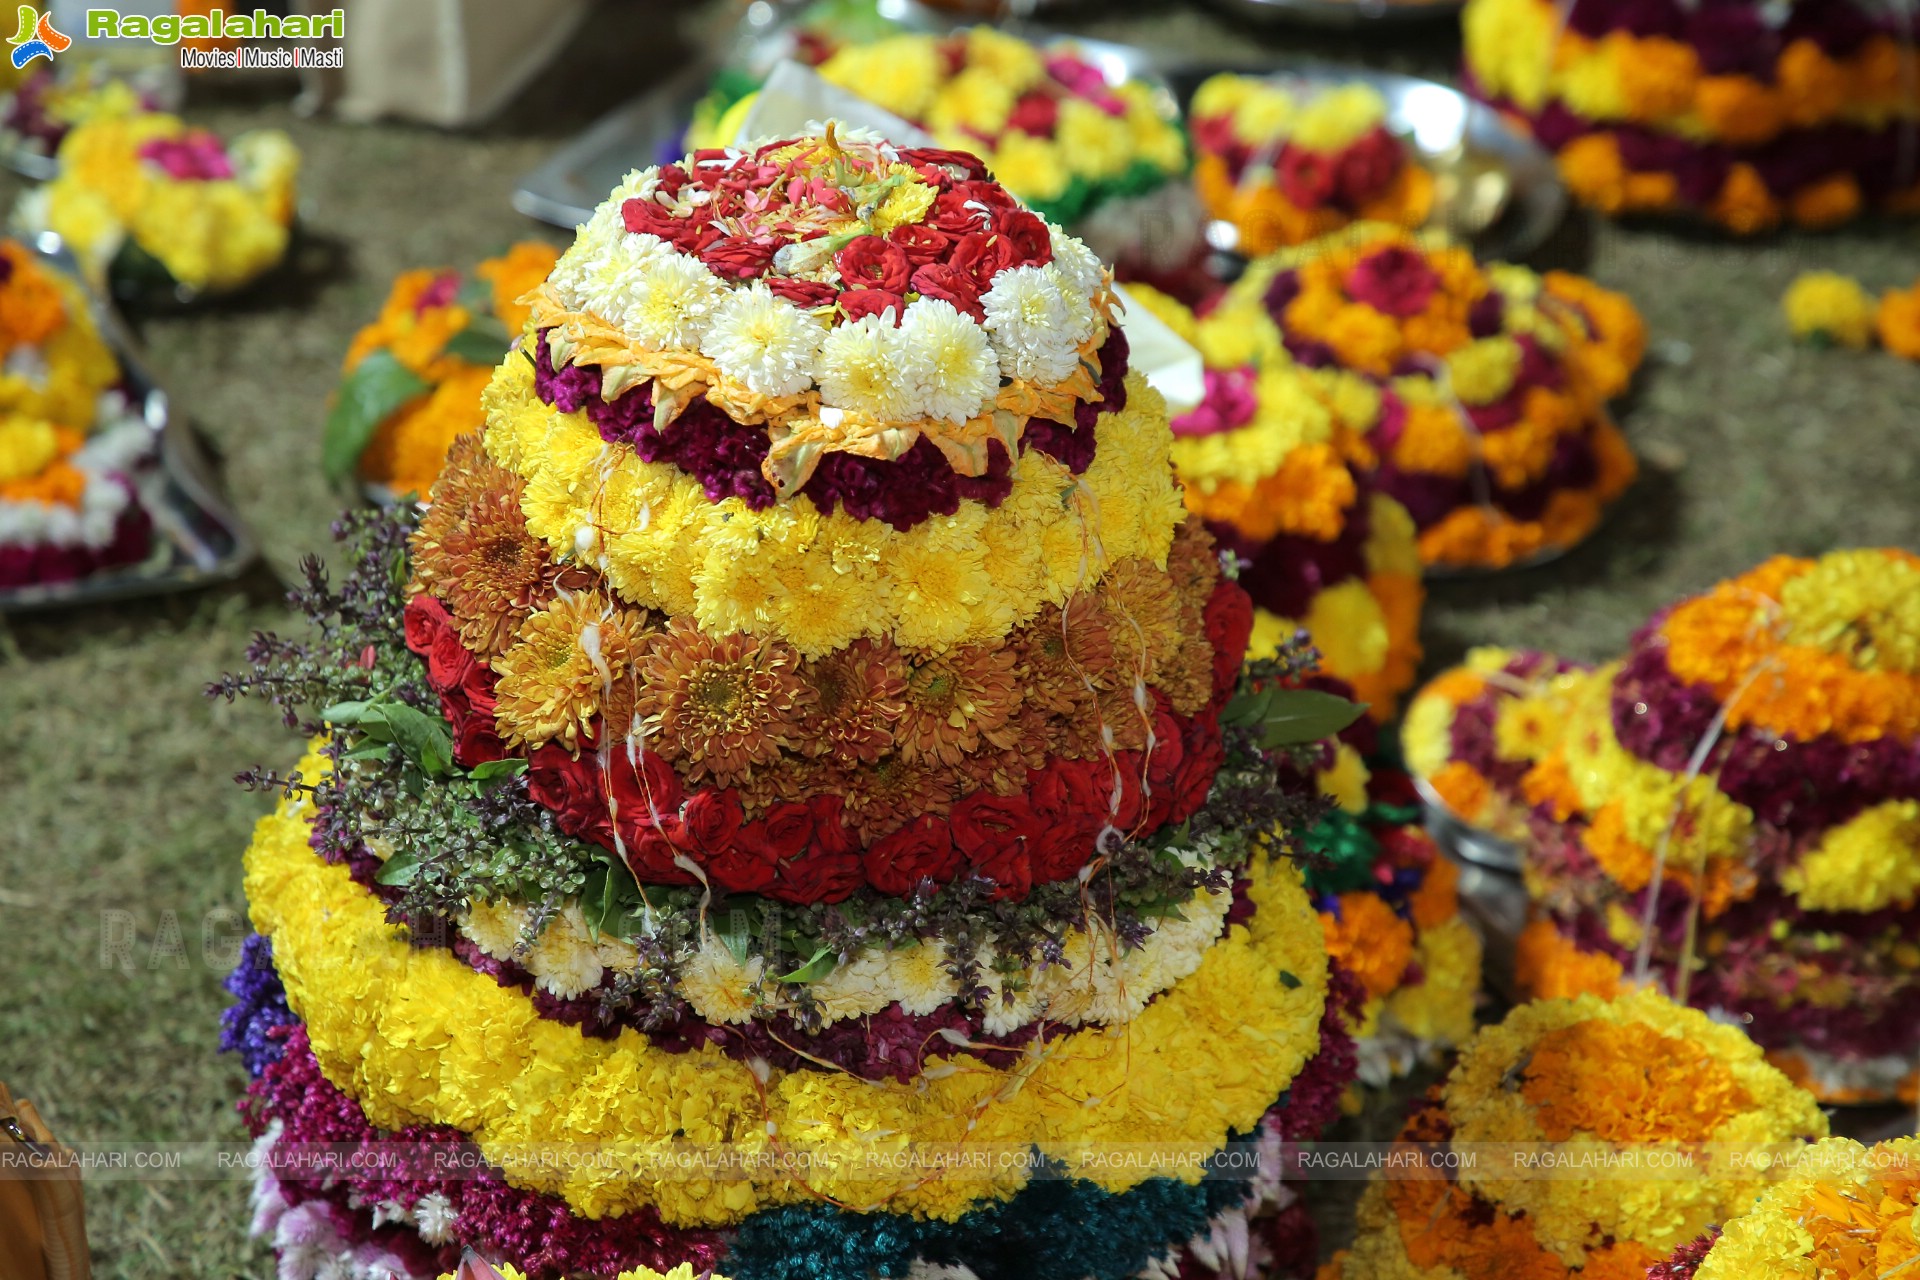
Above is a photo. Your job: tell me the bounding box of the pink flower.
[1343,245,1440,318]
[137,130,235,181]
[1171,367,1260,437]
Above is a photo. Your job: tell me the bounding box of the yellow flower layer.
[1383,915,1481,1049]
[481,357,1188,658]
[1694,1136,1920,1280]
[1444,989,1828,1264]
[1779,798,1920,915]
[246,751,1333,1228]
[0,265,118,431]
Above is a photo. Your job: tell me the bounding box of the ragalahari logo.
[8,6,70,68]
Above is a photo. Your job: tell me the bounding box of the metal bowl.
[1164,62,1566,263]
[1412,768,1526,873]
[1200,0,1463,29]
[0,236,256,614]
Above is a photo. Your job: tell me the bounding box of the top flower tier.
[530,129,1123,504]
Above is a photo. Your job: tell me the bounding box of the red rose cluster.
[618,139,1057,325]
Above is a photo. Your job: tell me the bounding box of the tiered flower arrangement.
[1652,1136,1920,1280]
[1125,281,1425,717]
[0,238,155,589]
[1464,0,1920,233]
[1405,550,1920,1104]
[13,110,298,296]
[1228,223,1645,571]
[324,242,560,499]
[696,27,1189,267]
[1784,269,1920,362]
[0,57,171,170]
[1319,989,1831,1280]
[1302,691,1482,1089]
[1189,75,1435,256]
[215,131,1366,1280]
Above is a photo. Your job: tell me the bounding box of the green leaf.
[469,758,528,782]
[580,866,612,941]
[369,702,455,777]
[716,905,754,967]
[321,700,373,726]
[442,325,512,367]
[340,742,391,763]
[374,849,421,886]
[1255,688,1368,749]
[323,351,430,485]
[776,947,838,984]
[1278,969,1301,990]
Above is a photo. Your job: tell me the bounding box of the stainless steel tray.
[514,2,1169,231]
[1164,62,1567,263]
[1414,767,1525,873]
[0,236,256,613]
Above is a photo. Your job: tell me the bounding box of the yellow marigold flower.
[818,35,941,121]
[1782,271,1877,348]
[1444,336,1523,406]
[0,417,61,484]
[983,130,1071,206]
[1317,742,1371,814]
[1463,0,1556,112]
[1780,799,1920,913]
[1230,81,1297,147]
[1304,579,1390,681]
[926,67,1015,139]
[1289,84,1388,154]
[1191,72,1259,125]
[1055,98,1135,182]
[1385,915,1481,1046]
[964,25,1045,94]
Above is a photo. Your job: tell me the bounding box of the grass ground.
[0,4,1916,1277]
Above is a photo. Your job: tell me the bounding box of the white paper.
[1110,284,1206,417]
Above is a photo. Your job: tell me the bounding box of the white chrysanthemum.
[1048,226,1105,299]
[412,1193,457,1246]
[678,944,766,1025]
[623,252,724,350]
[574,232,673,327]
[891,941,960,1016]
[899,297,1002,424]
[1047,264,1097,347]
[458,900,527,962]
[523,906,605,999]
[816,314,917,420]
[979,954,1040,1037]
[980,265,1081,384]
[809,947,894,1022]
[700,283,825,397]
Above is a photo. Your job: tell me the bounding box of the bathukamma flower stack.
[219,128,1360,1280]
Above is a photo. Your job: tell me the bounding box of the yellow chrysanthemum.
[1782,271,1878,348]
[1780,798,1920,913]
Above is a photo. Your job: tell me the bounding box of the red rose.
[862,814,962,896]
[621,197,676,238]
[768,794,864,904]
[927,183,1011,236]
[671,222,724,256]
[948,232,1017,288]
[949,792,1036,901]
[837,289,907,325]
[1343,245,1440,319]
[452,712,507,770]
[1007,92,1058,138]
[700,236,776,281]
[743,802,815,861]
[427,626,474,693]
[994,209,1053,268]
[402,594,450,662]
[1337,126,1404,206]
[606,743,685,836]
[766,277,839,308]
[835,236,911,293]
[700,835,780,895]
[527,743,614,846]
[903,145,989,184]
[1203,583,1255,697]
[908,263,984,320]
[1277,145,1338,210]
[887,223,951,266]
[1028,759,1104,881]
[627,823,700,884]
[680,788,744,855]
[1170,709,1224,820]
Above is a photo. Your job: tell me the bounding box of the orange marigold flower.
[1408,847,1458,930]
[1557,133,1632,214]
[634,619,815,787]
[477,241,561,336]
[894,643,1023,769]
[1521,1018,1756,1143]
[1709,163,1781,235]
[1521,752,1584,823]
[1693,76,1788,146]
[1776,38,1848,128]
[1353,163,1435,231]
[1392,402,1475,478]
[1322,890,1415,999]
[1344,571,1424,720]
[1789,173,1863,230]
[1183,442,1358,544]
[1618,36,1700,121]
[1544,273,1647,400]
[344,267,473,383]
[0,242,69,351]
[493,590,648,753]
[1514,918,1624,1001]
[358,365,492,496]
[1428,760,1493,825]
[1877,284,1920,361]
[1621,168,1679,211]
[795,636,906,768]
[1323,302,1405,376]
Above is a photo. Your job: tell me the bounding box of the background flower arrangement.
[1784,269,1920,362]
[214,131,1371,1280]
[1464,0,1920,233]
[1407,550,1920,1104]
[0,237,156,589]
[1226,222,1645,572]
[11,109,299,297]
[1126,280,1425,718]
[324,242,560,499]
[1190,75,1435,256]
[1319,989,1830,1280]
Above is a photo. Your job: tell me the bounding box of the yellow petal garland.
[245,751,1333,1228]
[481,357,1188,658]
